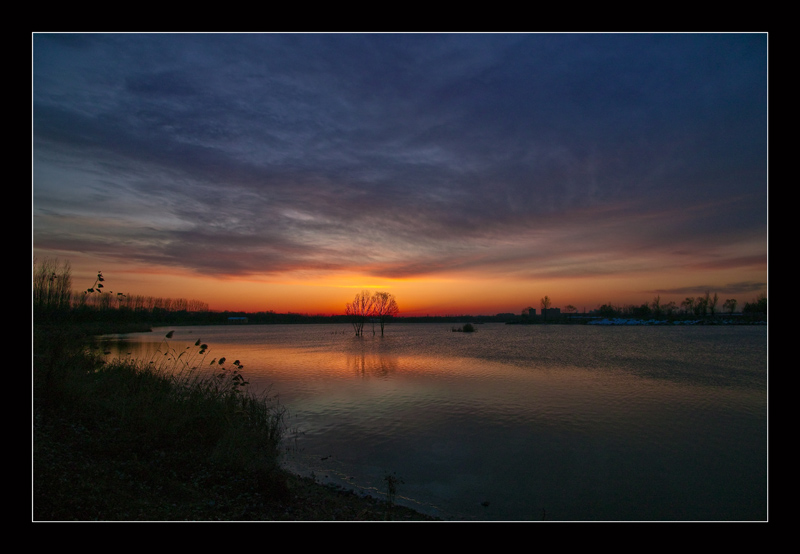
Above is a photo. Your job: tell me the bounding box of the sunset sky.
[32,33,767,316]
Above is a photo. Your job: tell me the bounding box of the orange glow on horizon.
[39,250,766,318]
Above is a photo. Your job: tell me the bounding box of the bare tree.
[723,298,737,315]
[371,291,399,336]
[695,295,709,317]
[541,295,551,323]
[345,290,374,336]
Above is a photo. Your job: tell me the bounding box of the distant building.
[542,307,560,317]
[227,316,248,324]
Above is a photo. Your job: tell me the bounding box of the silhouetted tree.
[743,293,767,316]
[651,296,662,318]
[723,298,737,315]
[662,301,678,316]
[695,294,709,317]
[598,304,617,318]
[345,290,374,336]
[372,291,399,336]
[706,292,719,316]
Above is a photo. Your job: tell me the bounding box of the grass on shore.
[33,327,435,521]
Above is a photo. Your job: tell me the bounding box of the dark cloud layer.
[33,33,767,289]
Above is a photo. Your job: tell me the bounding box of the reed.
[97,332,283,468]
[34,327,288,515]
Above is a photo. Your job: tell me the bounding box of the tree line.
[515,291,767,324]
[627,291,765,318]
[33,259,209,326]
[569,291,765,321]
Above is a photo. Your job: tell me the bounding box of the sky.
[32,33,767,316]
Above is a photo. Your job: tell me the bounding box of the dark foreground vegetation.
[33,324,435,521]
[33,260,434,521]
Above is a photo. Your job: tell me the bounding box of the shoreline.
[34,407,437,521]
[33,323,437,522]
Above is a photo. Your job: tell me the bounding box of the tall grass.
[35,328,286,483]
[33,258,73,313]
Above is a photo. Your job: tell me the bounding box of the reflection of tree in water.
[346,350,400,378]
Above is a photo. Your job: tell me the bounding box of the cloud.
[33,33,768,291]
[650,282,767,297]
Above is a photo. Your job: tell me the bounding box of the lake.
[99,322,768,521]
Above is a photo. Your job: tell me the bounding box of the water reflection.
[345,349,399,378]
[99,324,767,521]
[95,337,163,361]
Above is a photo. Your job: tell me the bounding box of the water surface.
[100,323,767,521]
